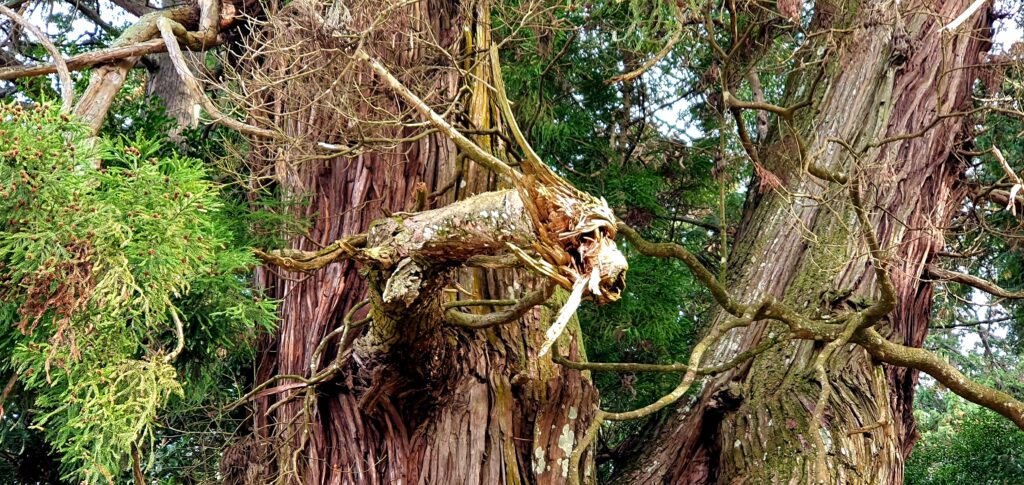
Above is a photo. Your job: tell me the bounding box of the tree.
[612,2,1011,483]
[2,0,1024,484]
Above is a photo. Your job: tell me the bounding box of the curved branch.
[554,332,788,375]
[723,90,794,121]
[164,304,185,363]
[567,308,764,485]
[445,284,553,329]
[617,222,743,316]
[0,372,18,417]
[157,17,286,140]
[928,264,1024,299]
[850,179,896,327]
[0,5,74,111]
[253,234,369,272]
[606,28,681,85]
[854,328,1024,429]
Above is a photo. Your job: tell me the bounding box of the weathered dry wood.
[73,5,202,134]
[0,5,73,110]
[0,39,169,81]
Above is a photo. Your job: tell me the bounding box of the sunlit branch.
[165,304,186,363]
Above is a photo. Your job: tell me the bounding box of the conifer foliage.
[0,102,275,483]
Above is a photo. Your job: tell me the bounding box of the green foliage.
[578,248,704,408]
[0,102,275,483]
[907,400,1024,485]
[25,359,183,483]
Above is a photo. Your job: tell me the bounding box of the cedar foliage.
[0,102,276,483]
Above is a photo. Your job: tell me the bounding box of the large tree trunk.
[146,0,203,133]
[221,0,599,483]
[615,1,992,483]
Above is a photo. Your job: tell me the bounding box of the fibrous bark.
[616,1,993,483]
[222,0,611,482]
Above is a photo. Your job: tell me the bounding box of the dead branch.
[0,39,170,81]
[0,5,74,111]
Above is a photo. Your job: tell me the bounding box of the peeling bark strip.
[616,1,995,484]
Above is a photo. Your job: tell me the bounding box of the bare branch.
[445,284,553,329]
[930,315,1012,329]
[73,5,202,134]
[849,179,897,327]
[253,234,369,272]
[356,48,520,182]
[617,222,743,316]
[567,305,767,485]
[157,16,284,139]
[606,28,682,85]
[554,332,788,375]
[854,328,1024,429]
[65,0,116,34]
[0,372,18,417]
[928,265,1024,299]
[0,39,168,81]
[0,5,74,111]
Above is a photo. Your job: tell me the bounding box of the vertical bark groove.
[614,2,991,483]
[223,0,600,482]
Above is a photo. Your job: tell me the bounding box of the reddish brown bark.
[615,1,992,483]
[220,0,600,483]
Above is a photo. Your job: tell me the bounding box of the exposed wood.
[0,38,169,81]
[0,5,74,111]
